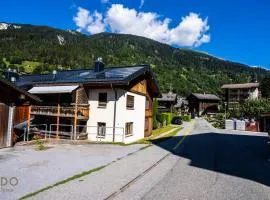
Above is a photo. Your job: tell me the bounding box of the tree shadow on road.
[150,132,270,186]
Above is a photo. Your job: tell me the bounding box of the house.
[221,82,260,107]
[174,97,189,114]
[187,93,221,116]
[0,79,40,148]
[8,59,160,144]
[157,92,177,113]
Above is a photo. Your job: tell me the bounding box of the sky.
[1,0,270,69]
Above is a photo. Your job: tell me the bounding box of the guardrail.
[27,124,126,142]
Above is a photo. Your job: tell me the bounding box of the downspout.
[111,84,117,142]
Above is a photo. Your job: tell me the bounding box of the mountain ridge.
[0,22,268,96]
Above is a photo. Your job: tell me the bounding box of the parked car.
[171,116,183,125]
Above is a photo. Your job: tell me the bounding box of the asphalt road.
[15,119,270,200]
[142,119,270,200]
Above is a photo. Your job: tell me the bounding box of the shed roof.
[29,85,79,94]
[190,93,221,101]
[0,79,41,105]
[221,83,260,89]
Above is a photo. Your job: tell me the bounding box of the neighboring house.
[8,59,160,143]
[187,93,221,116]
[0,79,40,148]
[174,97,189,114]
[221,82,260,107]
[157,92,177,113]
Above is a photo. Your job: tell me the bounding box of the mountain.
[0,22,269,96]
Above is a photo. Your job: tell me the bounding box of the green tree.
[260,77,270,98]
[152,98,158,129]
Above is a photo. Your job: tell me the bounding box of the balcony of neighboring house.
[30,105,89,120]
[27,85,90,140]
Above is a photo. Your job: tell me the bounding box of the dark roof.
[15,65,160,97]
[221,83,260,89]
[189,93,221,101]
[174,98,188,108]
[0,79,41,105]
[157,92,177,102]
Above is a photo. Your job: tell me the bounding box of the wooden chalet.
[7,59,160,143]
[157,92,177,113]
[187,93,221,117]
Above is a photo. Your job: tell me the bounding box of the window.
[126,95,134,109]
[97,122,106,137]
[98,93,107,108]
[125,122,133,137]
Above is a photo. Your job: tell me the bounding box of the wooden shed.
[0,79,40,148]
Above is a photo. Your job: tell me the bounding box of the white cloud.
[73,4,211,47]
[73,7,105,34]
[86,11,106,34]
[169,13,210,47]
[139,0,145,9]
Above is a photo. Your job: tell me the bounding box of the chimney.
[4,68,19,83]
[94,57,105,72]
[52,70,57,80]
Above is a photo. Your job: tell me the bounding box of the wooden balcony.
[31,105,89,120]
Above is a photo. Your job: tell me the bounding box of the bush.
[183,114,191,122]
[228,98,270,118]
[157,113,167,125]
[157,113,174,126]
[166,113,174,125]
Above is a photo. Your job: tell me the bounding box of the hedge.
[157,113,174,126]
[183,114,191,122]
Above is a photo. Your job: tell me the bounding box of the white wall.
[87,88,146,143]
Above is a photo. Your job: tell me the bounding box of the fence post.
[122,128,125,143]
[23,127,26,142]
[71,125,74,140]
[45,124,47,139]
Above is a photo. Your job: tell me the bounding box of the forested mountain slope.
[0,22,268,96]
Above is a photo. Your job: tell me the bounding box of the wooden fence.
[0,104,9,148]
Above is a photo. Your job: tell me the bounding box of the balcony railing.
[31,105,89,119]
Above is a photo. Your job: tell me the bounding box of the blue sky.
[1,0,270,68]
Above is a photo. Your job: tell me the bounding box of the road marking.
[173,120,195,150]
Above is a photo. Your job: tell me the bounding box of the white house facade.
[87,88,146,143]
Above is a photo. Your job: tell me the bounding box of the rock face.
[57,35,65,45]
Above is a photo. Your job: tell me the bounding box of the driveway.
[0,143,146,200]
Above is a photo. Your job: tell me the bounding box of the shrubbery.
[228,98,270,118]
[183,114,191,122]
[156,113,174,126]
[152,99,158,129]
